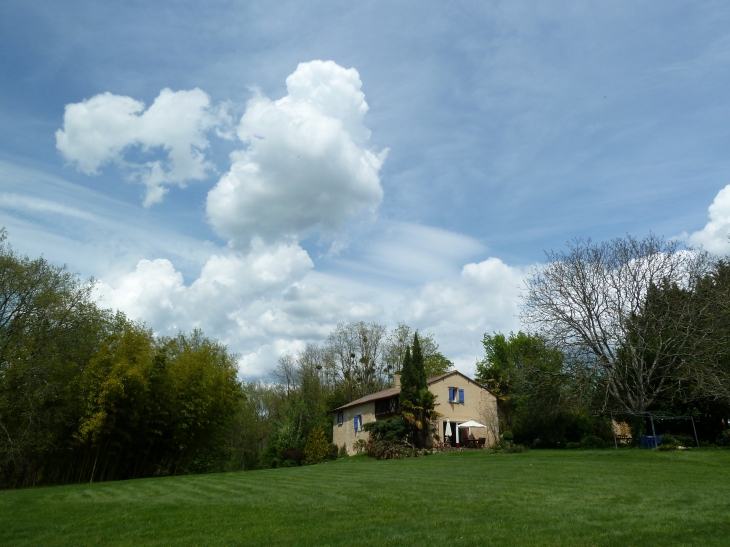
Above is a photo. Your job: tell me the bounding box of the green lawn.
[2,449,729,546]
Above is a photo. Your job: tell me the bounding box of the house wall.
[429,374,499,448]
[332,373,500,454]
[332,401,375,455]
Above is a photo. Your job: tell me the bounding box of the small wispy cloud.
[0,192,97,220]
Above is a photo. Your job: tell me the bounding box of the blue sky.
[2,1,730,377]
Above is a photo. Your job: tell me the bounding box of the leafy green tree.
[424,352,453,378]
[0,229,107,487]
[0,229,246,487]
[476,332,607,446]
[162,330,242,474]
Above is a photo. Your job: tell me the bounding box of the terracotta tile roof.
[333,370,466,411]
[333,386,401,411]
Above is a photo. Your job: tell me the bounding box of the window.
[449,387,463,402]
[337,411,344,425]
[354,414,362,431]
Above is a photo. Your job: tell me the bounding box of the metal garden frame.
[609,410,700,449]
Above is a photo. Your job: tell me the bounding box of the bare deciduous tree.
[273,354,298,397]
[325,321,388,400]
[521,234,715,412]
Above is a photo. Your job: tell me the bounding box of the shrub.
[362,416,408,443]
[716,430,730,447]
[362,416,409,460]
[659,435,679,451]
[327,443,339,461]
[279,450,306,465]
[677,434,695,447]
[491,438,528,454]
[304,428,330,465]
[338,444,348,457]
[566,442,582,449]
[581,435,607,449]
[503,431,514,442]
[354,439,367,454]
[366,439,404,460]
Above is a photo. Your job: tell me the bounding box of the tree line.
[4,227,729,486]
[0,228,454,485]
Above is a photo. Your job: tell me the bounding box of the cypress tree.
[400,332,440,448]
[399,333,427,405]
[399,346,415,404]
[411,332,427,390]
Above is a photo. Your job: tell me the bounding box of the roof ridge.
[333,370,466,412]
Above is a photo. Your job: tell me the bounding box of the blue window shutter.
[459,389,465,404]
[449,387,454,401]
[354,415,358,431]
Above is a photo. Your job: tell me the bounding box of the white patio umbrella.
[459,420,487,429]
[444,419,452,437]
[459,420,487,437]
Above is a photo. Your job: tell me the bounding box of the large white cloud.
[61,61,526,380]
[206,60,387,244]
[56,88,228,206]
[687,184,730,254]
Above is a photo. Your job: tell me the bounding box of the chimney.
[394,373,401,388]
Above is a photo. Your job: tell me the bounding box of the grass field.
[2,449,730,547]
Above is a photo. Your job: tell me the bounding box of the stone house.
[332,370,499,455]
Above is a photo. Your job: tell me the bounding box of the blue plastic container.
[640,435,662,449]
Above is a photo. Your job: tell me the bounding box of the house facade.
[332,370,499,455]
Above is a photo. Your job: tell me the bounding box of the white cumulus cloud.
[56,88,229,206]
[687,184,730,254]
[94,240,383,378]
[396,257,528,375]
[96,240,314,336]
[206,60,387,245]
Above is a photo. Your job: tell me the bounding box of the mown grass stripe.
[1,450,729,547]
